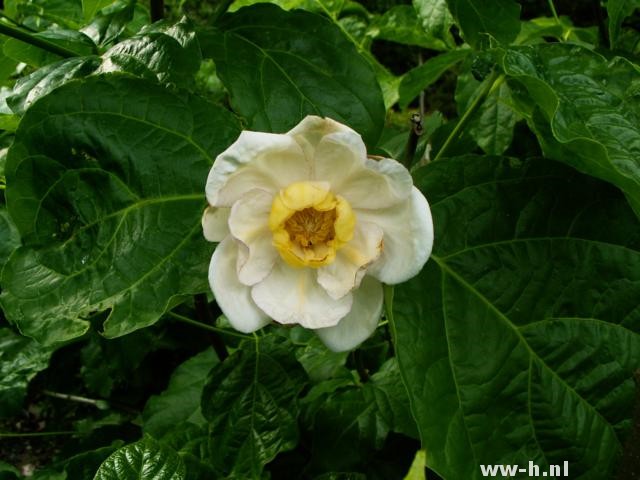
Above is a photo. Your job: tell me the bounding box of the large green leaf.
[98,18,201,88]
[0,75,241,345]
[393,155,640,479]
[0,327,53,417]
[93,436,186,480]
[199,3,385,145]
[445,0,521,48]
[143,348,217,438]
[502,43,640,216]
[201,336,306,478]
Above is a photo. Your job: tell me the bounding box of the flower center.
[284,208,337,248]
[269,181,355,268]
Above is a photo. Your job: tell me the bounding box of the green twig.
[547,0,560,23]
[383,284,396,356]
[0,21,79,58]
[194,293,228,360]
[433,72,504,162]
[168,311,252,339]
[212,0,234,23]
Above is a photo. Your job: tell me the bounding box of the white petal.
[290,120,413,210]
[209,237,270,333]
[316,276,383,352]
[202,206,230,242]
[206,131,309,207]
[317,221,383,299]
[227,189,278,286]
[251,261,353,329]
[287,115,356,161]
[336,157,413,209]
[358,187,434,284]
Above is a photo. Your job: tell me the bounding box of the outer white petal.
[317,221,383,300]
[336,157,413,209]
[251,261,353,329]
[227,189,278,286]
[206,131,309,207]
[209,236,270,333]
[315,276,383,352]
[202,206,230,242]
[358,186,434,284]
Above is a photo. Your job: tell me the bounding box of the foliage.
[0,0,638,479]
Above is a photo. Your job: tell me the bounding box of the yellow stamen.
[269,181,355,268]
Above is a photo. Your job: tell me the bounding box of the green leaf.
[369,6,449,50]
[64,442,123,479]
[398,49,469,109]
[200,3,385,146]
[93,436,186,480]
[412,0,454,45]
[393,155,640,479]
[98,18,201,88]
[608,0,640,49]
[0,75,241,345]
[445,0,521,48]
[201,336,307,478]
[0,208,20,268]
[403,450,426,480]
[80,0,136,47]
[310,359,418,471]
[502,43,640,216]
[3,29,95,67]
[143,348,217,438]
[159,424,216,480]
[82,0,116,22]
[469,79,518,155]
[292,328,349,383]
[0,327,53,417]
[7,57,100,115]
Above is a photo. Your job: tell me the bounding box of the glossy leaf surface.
[200,4,385,145]
[1,75,240,345]
[93,436,186,480]
[393,155,640,479]
[502,43,640,216]
[201,337,306,478]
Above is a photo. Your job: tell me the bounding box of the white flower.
[202,116,433,352]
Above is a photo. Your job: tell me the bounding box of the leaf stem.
[0,21,79,58]
[383,284,396,356]
[212,0,234,23]
[168,311,252,339]
[43,390,109,410]
[547,0,560,23]
[0,430,76,438]
[433,71,504,162]
[194,293,228,360]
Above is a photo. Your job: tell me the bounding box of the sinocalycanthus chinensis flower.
[202,116,433,351]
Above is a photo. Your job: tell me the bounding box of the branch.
[0,21,79,58]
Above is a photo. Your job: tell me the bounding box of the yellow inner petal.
[270,181,355,268]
